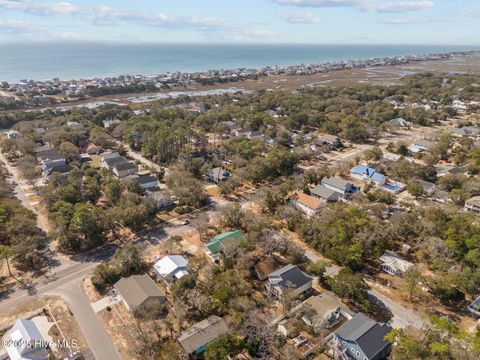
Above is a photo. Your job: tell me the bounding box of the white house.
[153,255,190,285]
[465,196,480,213]
[379,251,414,277]
[1,319,48,360]
[290,191,324,217]
[6,130,21,139]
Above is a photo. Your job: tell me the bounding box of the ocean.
[0,42,477,83]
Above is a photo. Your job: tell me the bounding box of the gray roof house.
[136,174,158,190]
[328,313,391,360]
[177,315,229,356]
[311,184,341,202]
[206,167,231,184]
[321,176,359,197]
[113,161,138,178]
[465,196,480,213]
[387,118,410,128]
[114,274,166,312]
[2,319,48,360]
[267,264,313,300]
[103,155,128,170]
[379,251,415,277]
[413,179,436,197]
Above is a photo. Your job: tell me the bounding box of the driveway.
[47,279,121,360]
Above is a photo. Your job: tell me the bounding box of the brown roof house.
[177,315,229,357]
[114,274,166,313]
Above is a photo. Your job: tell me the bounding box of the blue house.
[350,165,386,186]
[328,313,391,360]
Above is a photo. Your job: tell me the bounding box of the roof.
[114,275,165,310]
[318,133,340,143]
[101,152,120,161]
[137,174,158,185]
[205,230,243,254]
[335,313,391,359]
[154,255,188,278]
[291,191,323,210]
[301,292,354,319]
[311,185,340,201]
[37,148,65,161]
[380,251,414,273]
[5,319,47,359]
[177,315,229,354]
[415,179,435,191]
[466,196,480,207]
[413,139,435,150]
[104,156,127,168]
[269,264,313,291]
[388,118,409,127]
[350,165,385,182]
[113,161,138,172]
[321,176,352,191]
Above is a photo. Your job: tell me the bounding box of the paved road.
[368,288,425,329]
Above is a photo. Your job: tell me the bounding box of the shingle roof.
[137,174,157,184]
[311,185,340,201]
[269,264,313,291]
[466,196,480,207]
[104,156,127,168]
[321,176,351,191]
[335,313,391,359]
[291,191,323,210]
[113,161,137,172]
[177,315,228,354]
[114,275,165,310]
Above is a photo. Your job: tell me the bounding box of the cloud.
[279,11,321,23]
[274,0,435,13]
[383,15,447,24]
[0,19,45,33]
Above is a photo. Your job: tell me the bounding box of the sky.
[0,0,479,45]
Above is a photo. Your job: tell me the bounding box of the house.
[204,230,243,262]
[321,177,359,198]
[328,313,391,360]
[113,161,138,178]
[145,188,174,208]
[413,179,436,197]
[311,184,341,202]
[177,315,229,357]
[267,264,313,300]
[153,255,190,285]
[114,274,166,312]
[298,292,354,331]
[408,139,435,154]
[6,130,21,139]
[315,133,343,149]
[290,191,324,217]
[387,117,410,128]
[350,165,386,186]
[103,119,121,128]
[434,189,451,204]
[136,174,158,190]
[36,148,66,171]
[465,196,480,213]
[103,155,128,171]
[42,164,71,180]
[100,152,122,167]
[66,121,80,127]
[1,319,49,360]
[206,167,231,183]
[379,251,414,277]
[467,296,480,317]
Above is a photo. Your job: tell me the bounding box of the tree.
[404,268,423,301]
[0,245,23,284]
[59,141,80,163]
[306,260,327,281]
[220,203,247,230]
[204,335,244,360]
[105,179,123,205]
[327,269,370,310]
[407,182,424,198]
[192,213,209,240]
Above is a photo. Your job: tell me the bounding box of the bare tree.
[191,213,209,240]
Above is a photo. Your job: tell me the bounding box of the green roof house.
[204,230,243,262]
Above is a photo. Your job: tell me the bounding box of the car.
[180,219,190,225]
